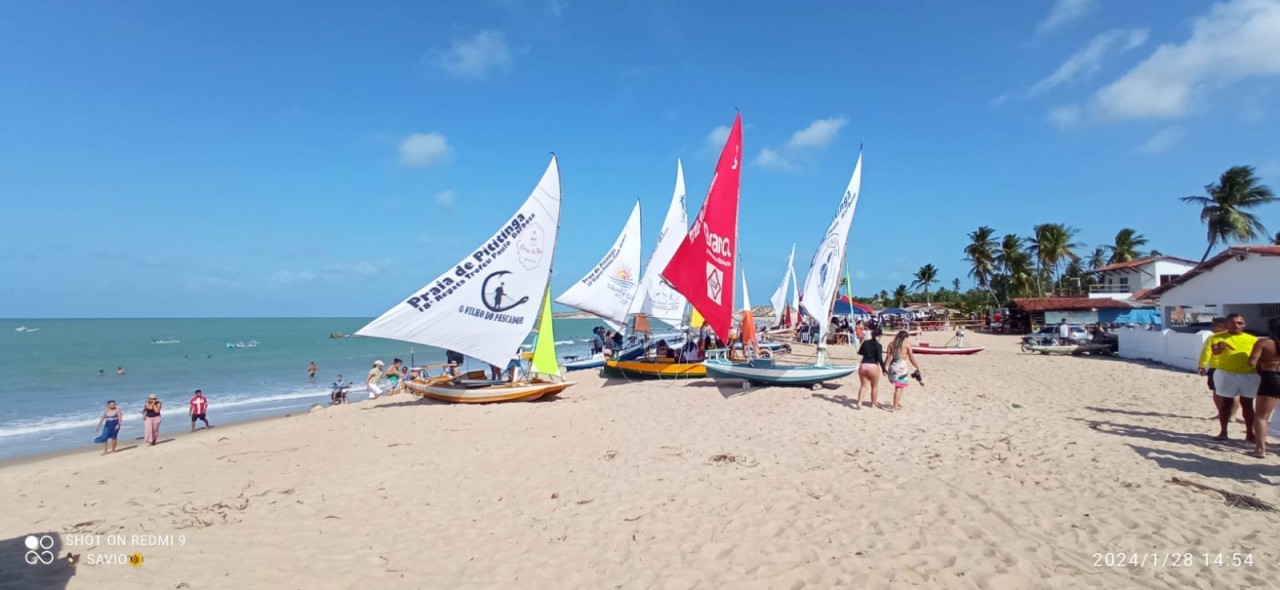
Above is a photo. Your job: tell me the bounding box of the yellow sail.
[689,307,704,328]
[530,288,561,377]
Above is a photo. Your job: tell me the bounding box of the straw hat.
[374,360,385,366]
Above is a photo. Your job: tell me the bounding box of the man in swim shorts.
[1198,317,1229,423]
[189,389,212,431]
[1209,314,1259,442]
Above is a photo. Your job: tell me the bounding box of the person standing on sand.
[445,350,465,377]
[367,360,385,399]
[142,394,162,445]
[1209,313,1259,442]
[189,389,212,431]
[856,329,886,409]
[885,331,921,412]
[1198,317,1232,423]
[1247,317,1280,458]
[308,361,317,382]
[94,400,123,454]
[1057,318,1071,345]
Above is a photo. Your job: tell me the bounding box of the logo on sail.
[706,262,723,305]
[517,223,546,270]
[606,267,636,301]
[481,271,529,312]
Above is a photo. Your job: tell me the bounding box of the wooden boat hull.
[703,358,856,385]
[912,346,984,355]
[1022,343,1114,356]
[563,353,605,371]
[403,374,576,403]
[604,358,706,378]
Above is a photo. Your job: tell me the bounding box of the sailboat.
[557,201,649,371]
[764,244,797,337]
[703,150,865,387]
[604,159,705,379]
[356,156,576,403]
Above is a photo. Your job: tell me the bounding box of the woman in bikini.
[94,400,123,454]
[885,330,921,412]
[1248,317,1280,458]
[856,329,885,409]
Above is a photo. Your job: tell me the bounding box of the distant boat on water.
[150,338,180,344]
[328,332,350,339]
[14,326,39,332]
[225,340,259,349]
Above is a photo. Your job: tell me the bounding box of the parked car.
[1022,325,1091,347]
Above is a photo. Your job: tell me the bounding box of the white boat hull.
[703,358,856,385]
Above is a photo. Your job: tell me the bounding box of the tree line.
[859,165,1276,312]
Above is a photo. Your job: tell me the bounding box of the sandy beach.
[3,331,1278,589]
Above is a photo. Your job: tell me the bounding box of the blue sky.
[3,0,1279,318]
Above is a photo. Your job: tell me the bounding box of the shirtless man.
[1248,317,1280,458]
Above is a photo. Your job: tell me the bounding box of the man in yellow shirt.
[1208,314,1259,442]
[1198,318,1230,430]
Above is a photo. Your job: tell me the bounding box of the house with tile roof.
[1083,255,1198,300]
[1141,245,1280,331]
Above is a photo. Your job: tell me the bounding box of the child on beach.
[94,400,123,454]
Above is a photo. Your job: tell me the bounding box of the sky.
[3,0,1280,318]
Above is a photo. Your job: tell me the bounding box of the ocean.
[0,317,612,461]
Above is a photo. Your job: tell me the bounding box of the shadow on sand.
[0,532,76,589]
[1084,406,1207,422]
[811,393,866,411]
[1077,418,1238,453]
[1129,445,1280,484]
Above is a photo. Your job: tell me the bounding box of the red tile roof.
[1011,297,1145,312]
[1141,245,1280,300]
[1085,255,1199,274]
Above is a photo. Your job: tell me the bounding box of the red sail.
[661,114,742,339]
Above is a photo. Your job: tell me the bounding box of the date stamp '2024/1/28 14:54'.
[1093,552,1254,569]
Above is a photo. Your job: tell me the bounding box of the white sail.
[355,156,562,369]
[770,243,795,325]
[789,266,799,319]
[741,269,752,311]
[800,151,863,343]
[628,160,689,326]
[555,200,642,326]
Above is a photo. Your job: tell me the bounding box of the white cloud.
[1092,0,1280,120]
[547,0,568,18]
[698,124,732,156]
[435,189,456,209]
[1028,29,1148,97]
[428,30,512,79]
[755,148,794,171]
[755,116,849,171]
[1038,0,1097,36]
[1047,105,1083,128]
[1139,127,1185,153]
[398,132,453,167]
[783,116,848,149]
[267,259,392,288]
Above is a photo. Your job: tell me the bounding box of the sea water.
[0,317,611,460]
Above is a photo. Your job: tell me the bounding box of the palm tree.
[963,226,998,289]
[878,289,889,304]
[1086,247,1108,270]
[1027,223,1083,294]
[1181,165,1276,262]
[1004,251,1037,299]
[1274,231,1280,245]
[952,278,961,292]
[891,284,908,308]
[911,264,939,304]
[1107,228,1148,264]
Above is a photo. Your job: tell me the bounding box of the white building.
[1142,245,1280,330]
[1084,255,1198,300]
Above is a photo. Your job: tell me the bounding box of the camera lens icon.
[24,535,55,565]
